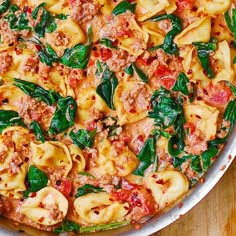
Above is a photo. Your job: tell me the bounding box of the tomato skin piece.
[111,180,156,221]
[100,48,112,61]
[184,122,196,135]
[55,179,72,198]
[176,0,195,10]
[154,65,176,90]
[202,82,232,107]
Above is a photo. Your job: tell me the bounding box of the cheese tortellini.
[74,192,129,224]
[145,171,189,210]
[19,187,68,225]
[30,141,73,178]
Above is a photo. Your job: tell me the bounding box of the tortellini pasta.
[95,139,139,177]
[174,17,211,47]
[114,81,151,125]
[19,187,68,225]
[30,141,73,178]
[184,101,220,140]
[74,192,129,224]
[145,171,189,210]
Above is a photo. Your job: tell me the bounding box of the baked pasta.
[0,0,235,233]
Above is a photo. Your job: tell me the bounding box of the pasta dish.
[0,0,235,233]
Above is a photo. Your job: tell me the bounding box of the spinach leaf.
[173,155,192,168]
[32,3,57,37]
[0,0,10,15]
[209,98,236,146]
[96,66,118,110]
[192,38,217,78]
[168,110,186,156]
[190,155,202,173]
[60,27,92,69]
[48,96,77,135]
[69,129,96,150]
[172,72,189,95]
[148,87,182,128]
[79,172,96,179]
[0,110,26,133]
[29,120,45,143]
[80,220,130,233]
[54,220,80,233]
[132,62,148,83]
[149,14,182,54]
[224,9,236,47]
[112,1,136,15]
[95,60,103,76]
[13,78,60,106]
[124,64,134,76]
[100,38,117,49]
[4,6,31,31]
[229,82,236,96]
[133,134,158,176]
[75,184,104,198]
[201,145,218,170]
[23,165,48,198]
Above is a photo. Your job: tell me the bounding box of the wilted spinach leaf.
[132,63,148,83]
[96,66,118,110]
[60,27,92,69]
[100,38,117,49]
[48,96,77,135]
[24,165,48,198]
[69,129,96,150]
[201,145,218,170]
[149,14,182,54]
[172,72,189,95]
[190,155,202,173]
[29,120,45,143]
[54,220,80,233]
[0,0,10,15]
[112,1,136,15]
[75,184,104,198]
[193,38,217,78]
[14,78,60,106]
[0,110,26,133]
[124,64,134,76]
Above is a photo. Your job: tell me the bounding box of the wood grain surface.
[154,159,236,236]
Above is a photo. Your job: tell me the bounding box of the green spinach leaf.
[13,78,60,106]
[149,14,182,54]
[224,9,236,47]
[173,155,192,168]
[48,96,77,135]
[148,87,182,128]
[29,120,45,143]
[0,110,26,133]
[60,27,92,69]
[190,155,202,173]
[193,38,217,78]
[4,6,31,31]
[201,145,218,170]
[172,72,189,95]
[80,220,130,233]
[54,220,80,233]
[96,66,118,110]
[69,129,96,150]
[0,0,10,15]
[132,62,148,83]
[133,134,158,176]
[112,1,136,15]
[100,38,117,49]
[24,165,48,198]
[75,184,104,198]
[124,64,134,76]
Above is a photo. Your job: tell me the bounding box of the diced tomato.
[100,48,112,61]
[55,179,72,198]
[86,120,97,132]
[176,0,195,10]
[184,122,196,135]
[112,185,155,221]
[87,58,95,67]
[202,82,232,107]
[154,64,176,90]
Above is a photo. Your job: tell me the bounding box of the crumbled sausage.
[0,52,13,74]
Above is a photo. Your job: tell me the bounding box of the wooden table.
[155,159,236,236]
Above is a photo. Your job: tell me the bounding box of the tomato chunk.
[55,179,72,198]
